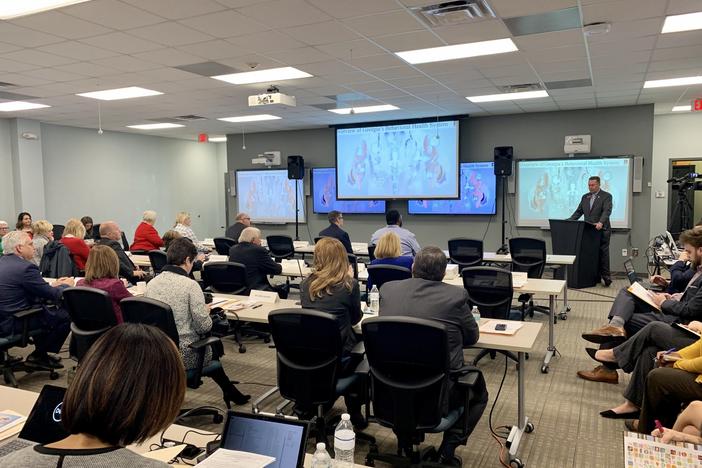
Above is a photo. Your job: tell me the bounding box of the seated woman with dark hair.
[81,216,95,240]
[146,238,249,407]
[3,323,186,467]
[76,245,132,323]
[366,231,413,291]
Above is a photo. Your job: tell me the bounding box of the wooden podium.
[549,219,601,288]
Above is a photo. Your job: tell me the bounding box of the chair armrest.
[13,307,43,320]
[450,365,481,389]
[188,336,220,350]
[350,341,365,357]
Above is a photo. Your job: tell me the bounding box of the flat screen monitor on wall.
[516,157,632,228]
[335,120,460,200]
[236,169,305,224]
[408,162,496,215]
[312,167,386,214]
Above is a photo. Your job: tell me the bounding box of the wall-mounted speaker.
[287,155,304,180]
[633,156,643,193]
[494,146,513,176]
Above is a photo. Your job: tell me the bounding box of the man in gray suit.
[569,175,613,286]
[378,246,487,466]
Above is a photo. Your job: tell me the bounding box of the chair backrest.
[148,250,168,274]
[213,237,236,255]
[52,224,65,240]
[62,286,117,361]
[366,264,412,290]
[461,266,513,319]
[202,261,248,294]
[448,238,483,268]
[509,237,546,278]
[121,232,130,251]
[348,253,359,279]
[92,224,101,240]
[268,309,344,407]
[362,317,450,437]
[266,235,294,260]
[367,244,376,262]
[121,297,179,346]
[314,236,323,244]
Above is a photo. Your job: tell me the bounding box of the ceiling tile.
[226,31,306,53]
[2,49,76,67]
[666,0,702,15]
[372,30,444,52]
[178,40,242,60]
[306,0,401,19]
[37,41,120,61]
[652,45,702,62]
[238,0,332,28]
[343,11,423,37]
[11,11,112,39]
[82,32,164,54]
[316,39,386,59]
[122,0,227,19]
[52,62,118,77]
[656,30,702,49]
[179,9,267,37]
[0,23,63,47]
[128,22,215,47]
[583,0,666,22]
[63,0,164,29]
[432,19,512,45]
[346,54,406,71]
[489,0,577,17]
[21,67,88,83]
[515,29,584,51]
[92,55,163,72]
[133,48,206,67]
[264,47,334,65]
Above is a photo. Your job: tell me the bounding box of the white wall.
[650,112,702,237]
[0,119,15,224]
[40,123,227,241]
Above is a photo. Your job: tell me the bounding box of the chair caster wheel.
[541,365,549,374]
[238,345,246,353]
[525,422,534,433]
[365,459,375,467]
[558,313,568,320]
[264,337,271,344]
[510,458,524,468]
[213,413,224,424]
[50,371,59,380]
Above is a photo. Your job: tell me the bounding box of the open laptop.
[0,385,69,458]
[623,259,662,291]
[219,411,309,468]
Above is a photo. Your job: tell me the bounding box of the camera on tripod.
[668,172,702,235]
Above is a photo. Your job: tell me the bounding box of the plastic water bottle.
[369,285,380,313]
[334,413,355,467]
[311,442,332,468]
[471,305,481,323]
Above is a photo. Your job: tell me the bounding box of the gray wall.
[227,105,655,271]
[0,119,14,224]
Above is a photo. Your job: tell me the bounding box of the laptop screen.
[220,412,309,468]
[19,385,70,445]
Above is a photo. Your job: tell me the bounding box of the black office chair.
[366,264,412,290]
[254,309,373,447]
[202,262,248,295]
[52,224,65,240]
[129,250,150,256]
[362,317,481,467]
[348,253,359,279]
[368,244,376,262]
[461,267,520,365]
[121,232,130,251]
[148,250,168,274]
[120,297,225,423]
[92,224,101,240]
[266,235,295,262]
[62,287,118,362]
[1,308,60,387]
[213,237,237,255]
[314,236,324,244]
[448,238,483,269]
[509,237,550,321]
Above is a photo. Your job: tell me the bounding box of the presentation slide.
[312,167,385,214]
[336,120,460,199]
[517,157,631,228]
[408,162,496,215]
[236,169,305,224]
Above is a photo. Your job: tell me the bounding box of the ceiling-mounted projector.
[248,85,296,107]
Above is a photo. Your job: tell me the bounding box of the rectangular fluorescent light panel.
[328,104,399,114]
[644,76,702,88]
[0,101,51,111]
[127,123,185,130]
[217,114,281,123]
[77,86,163,101]
[208,136,227,142]
[467,90,549,103]
[673,105,692,112]
[212,67,312,85]
[396,38,518,64]
[662,11,702,34]
[0,0,91,19]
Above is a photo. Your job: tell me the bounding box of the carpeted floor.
[9,278,632,467]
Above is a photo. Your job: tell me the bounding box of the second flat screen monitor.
[312,167,385,214]
[408,162,496,215]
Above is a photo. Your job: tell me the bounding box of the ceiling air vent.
[173,115,207,121]
[497,83,543,93]
[413,1,496,27]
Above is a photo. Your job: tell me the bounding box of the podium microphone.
[667,173,700,183]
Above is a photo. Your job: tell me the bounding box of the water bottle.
[334,413,355,467]
[311,442,332,468]
[471,305,481,323]
[369,285,380,313]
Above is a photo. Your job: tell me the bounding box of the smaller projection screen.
[236,169,305,224]
[312,167,385,214]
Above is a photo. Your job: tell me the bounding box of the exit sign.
[695,98,702,111]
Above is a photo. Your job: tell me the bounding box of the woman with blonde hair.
[367,231,413,291]
[60,218,90,270]
[173,211,208,252]
[76,245,131,323]
[31,220,54,266]
[130,210,164,252]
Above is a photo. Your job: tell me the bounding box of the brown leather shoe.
[582,325,626,344]
[576,365,619,384]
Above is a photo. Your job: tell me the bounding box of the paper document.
[512,272,528,288]
[479,319,524,336]
[627,282,661,311]
[141,444,186,462]
[196,448,275,468]
[0,410,26,440]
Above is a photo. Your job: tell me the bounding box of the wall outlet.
[622,248,628,257]
[632,248,639,257]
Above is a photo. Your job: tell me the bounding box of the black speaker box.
[287,155,304,180]
[494,146,513,176]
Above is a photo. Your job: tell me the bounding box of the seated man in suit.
[578,226,702,384]
[228,227,289,299]
[97,221,148,284]
[0,231,73,369]
[379,246,487,466]
[225,212,251,242]
[318,210,352,253]
[370,209,421,257]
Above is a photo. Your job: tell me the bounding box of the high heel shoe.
[223,382,251,408]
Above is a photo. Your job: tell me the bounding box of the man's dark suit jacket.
[568,189,613,230]
[661,271,702,321]
[378,277,479,371]
[225,222,247,242]
[319,223,353,253]
[228,241,282,291]
[97,238,138,283]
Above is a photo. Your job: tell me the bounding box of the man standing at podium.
[568,176,613,286]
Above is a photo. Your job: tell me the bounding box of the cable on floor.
[487,355,513,467]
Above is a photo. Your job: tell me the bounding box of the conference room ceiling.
[0,0,700,140]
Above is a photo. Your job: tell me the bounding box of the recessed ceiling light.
[466,90,549,103]
[0,0,92,19]
[0,101,51,111]
[644,76,702,88]
[208,136,227,142]
[672,105,692,112]
[662,11,702,34]
[395,38,518,65]
[328,104,400,114]
[126,123,185,130]
[217,114,281,123]
[212,67,312,85]
[77,86,163,101]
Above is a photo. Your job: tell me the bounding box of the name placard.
[249,289,280,304]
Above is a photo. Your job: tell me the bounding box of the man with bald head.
[225,213,251,241]
[97,221,147,284]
